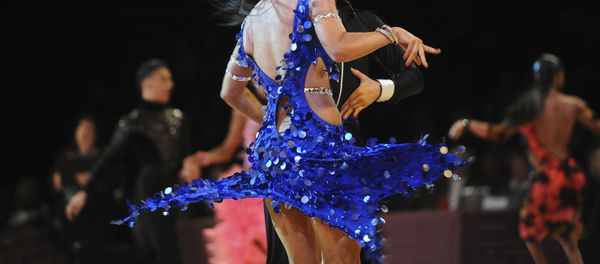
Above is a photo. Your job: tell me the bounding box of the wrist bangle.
[461,118,470,128]
[225,69,253,82]
[375,27,395,44]
[381,25,399,45]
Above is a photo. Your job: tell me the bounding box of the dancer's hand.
[448,119,468,140]
[180,155,202,183]
[341,68,380,119]
[392,27,441,68]
[65,191,87,222]
[194,150,216,167]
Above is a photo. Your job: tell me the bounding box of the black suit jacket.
[334,3,424,106]
[333,2,424,145]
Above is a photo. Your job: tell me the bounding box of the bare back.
[532,91,584,159]
[243,0,342,126]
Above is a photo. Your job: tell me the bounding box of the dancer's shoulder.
[558,93,587,109]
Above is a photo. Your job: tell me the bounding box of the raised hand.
[448,119,468,140]
[392,27,441,68]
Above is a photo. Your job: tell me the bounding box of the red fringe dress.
[518,123,585,242]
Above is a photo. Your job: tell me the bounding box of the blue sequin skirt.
[113,133,467,263]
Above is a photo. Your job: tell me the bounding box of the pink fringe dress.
[203,120,267,264]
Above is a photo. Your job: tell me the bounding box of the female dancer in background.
[449,54,600,264]
[184,87,268,264]
[118,0,466,263]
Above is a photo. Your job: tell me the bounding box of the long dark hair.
[504,53,564,127]
[211,0,261,26]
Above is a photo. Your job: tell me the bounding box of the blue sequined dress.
[114,1,467,262]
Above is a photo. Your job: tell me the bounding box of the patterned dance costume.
[518,123,585,242]
[114,1,467,262]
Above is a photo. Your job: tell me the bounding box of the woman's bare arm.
[220,45,265,123]
[195,109,248,167]
[219,110,248,156]
[449,119,518,141]
[577,100,600,135]
[311,0,440,65]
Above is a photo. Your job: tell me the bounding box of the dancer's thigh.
[311,218,360,264]
[266,198,318,263]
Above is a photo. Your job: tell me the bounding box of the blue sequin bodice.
[233,0,343,158]
[114,1,468,263]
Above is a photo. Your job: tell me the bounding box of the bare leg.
[557,238,584,264]
[525,241,548,264]
[266,199,319,264]
[312,218,361,264]
[267,199,361,264]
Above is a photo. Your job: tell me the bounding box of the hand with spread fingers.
[392,27,441,68]
[448,119,468,140]
[341,68,381,120]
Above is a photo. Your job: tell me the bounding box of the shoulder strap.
[234,19,253,69]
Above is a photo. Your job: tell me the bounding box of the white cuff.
[376,79,395,102]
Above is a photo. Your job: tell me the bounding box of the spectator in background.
[53,116,100,200]
[51,115,122,264]
[8,177,44,228]
[2,178,63,263]
[65,59,195,264]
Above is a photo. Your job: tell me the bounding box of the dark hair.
[211,0,260,26]
[504,54,564,127]
[136,58,169,88]
[77,114,97,128]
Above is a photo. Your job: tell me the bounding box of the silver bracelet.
[225,69,253,82]
[230,56,250,68]
[304,87,333,96]
[375,27,395,44]
[313,12,340,23]
[381,25,399,45]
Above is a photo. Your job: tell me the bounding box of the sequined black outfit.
[85,100,191,264]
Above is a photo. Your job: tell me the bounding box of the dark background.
[2,0,599,225]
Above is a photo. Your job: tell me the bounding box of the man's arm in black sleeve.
[181,114,193,157]
[83,118,133,192]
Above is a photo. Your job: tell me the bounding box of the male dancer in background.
[265,1,429,262]
[66,59,192,264]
